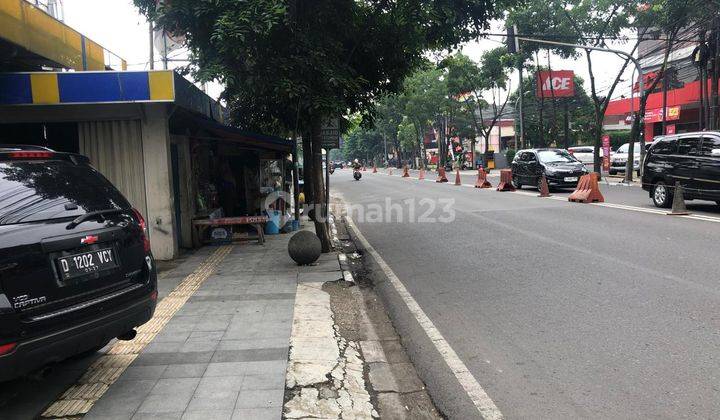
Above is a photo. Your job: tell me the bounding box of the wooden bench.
[192,215,269,247]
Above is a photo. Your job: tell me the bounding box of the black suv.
[512,148,589,189]
[642,131,720,208]
[0,146,157,381]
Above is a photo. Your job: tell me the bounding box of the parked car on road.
[610,142,646,175]
[512,148,589,189]
[642,131,720,208]
[567,146,607,165]
[0,146,157,381]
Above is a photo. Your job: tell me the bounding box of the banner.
[602,135,611,172]
[537,70,575,98]
[644,106,680,123]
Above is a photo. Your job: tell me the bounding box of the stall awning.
[180,112,294,153]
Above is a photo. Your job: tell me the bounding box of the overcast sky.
[61,1,638,104]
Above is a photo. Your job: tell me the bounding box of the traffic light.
[506,25,519,54]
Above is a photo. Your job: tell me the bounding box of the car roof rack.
[0,144,56,152]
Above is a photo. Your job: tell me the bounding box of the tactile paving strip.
[40,245,233,418]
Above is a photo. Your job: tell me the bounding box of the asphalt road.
[333,168,720,419]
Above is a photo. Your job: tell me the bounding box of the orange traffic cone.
[372,164,377,173]
[362,165,366,171]
[402,165,410,177]
[418,169,425,180]
[538,175,551,197]
[474,168,492,188]
[454,169,461,186]
[436,167,448,183]
[568,173,604,203]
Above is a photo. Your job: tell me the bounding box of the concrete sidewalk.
[72,224,344,420]
[40,219,437,420]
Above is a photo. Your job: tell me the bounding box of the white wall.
[140,104,178,260]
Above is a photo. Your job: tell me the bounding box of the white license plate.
[57,248,118,280]
[564,177,578,182]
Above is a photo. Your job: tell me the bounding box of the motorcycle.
[353,169,362,180]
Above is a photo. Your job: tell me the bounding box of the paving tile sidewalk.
[84,225,344,420]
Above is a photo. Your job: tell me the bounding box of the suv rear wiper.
[66,209,125,230]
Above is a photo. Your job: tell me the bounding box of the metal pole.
[162,31,169,70]
[325,149,330,224]
[518,65,525,149]
[149,22,155,70]
[383,134,387,166]
[292,143,300,221]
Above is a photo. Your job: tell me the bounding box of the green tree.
[135,0,516,251]
[444,49,514,163]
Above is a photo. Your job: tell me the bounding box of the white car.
[610,142,644,175]
[567,146,606,165]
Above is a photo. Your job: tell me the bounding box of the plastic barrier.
[436,167,449,183]
[474,168,492,188]
[568,173,604,203]
[496,169,516,191]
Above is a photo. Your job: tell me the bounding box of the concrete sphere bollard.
[288,230,322,265]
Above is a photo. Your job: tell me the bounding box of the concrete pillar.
[141,104,178,260]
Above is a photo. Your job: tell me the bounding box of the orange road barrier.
[418,168,425,180]
[474,168,492,188]
[668,181,690,215]
[372,165,377,173]
[496,169,516,191]
[538,175,551,197]
[436,167,449,183]
[454,169,461,186]
[568,173,604,203]
[402,165,410,177]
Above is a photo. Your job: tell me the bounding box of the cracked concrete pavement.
[283,214,442,420]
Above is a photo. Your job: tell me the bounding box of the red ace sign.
[537,70,575,98]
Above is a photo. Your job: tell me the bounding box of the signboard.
[602,135,611,172]
[321,118,340,149]
[644,106,680,123]
[666,124,676,135]
[537,70,575,98]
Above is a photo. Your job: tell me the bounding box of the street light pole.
[516,37,644,178]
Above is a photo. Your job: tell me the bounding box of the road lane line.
[40,245,233,418]
[344,216,503,420]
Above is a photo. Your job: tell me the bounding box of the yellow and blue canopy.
[0,70,175,105]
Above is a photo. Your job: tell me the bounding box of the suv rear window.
[0,159,130,225]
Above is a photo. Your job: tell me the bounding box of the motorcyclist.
[352,159,361,171]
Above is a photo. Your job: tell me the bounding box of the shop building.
[0,71,294,261]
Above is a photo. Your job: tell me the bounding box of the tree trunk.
[309,118,332,253]
[593,110,602,175]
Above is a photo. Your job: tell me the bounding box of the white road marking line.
[345,216,503,420]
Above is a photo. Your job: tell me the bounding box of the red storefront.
[605,78,717,142]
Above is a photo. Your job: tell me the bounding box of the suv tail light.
[131,208,151,253]
[9,151,54,159]
[0,342,17,356]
